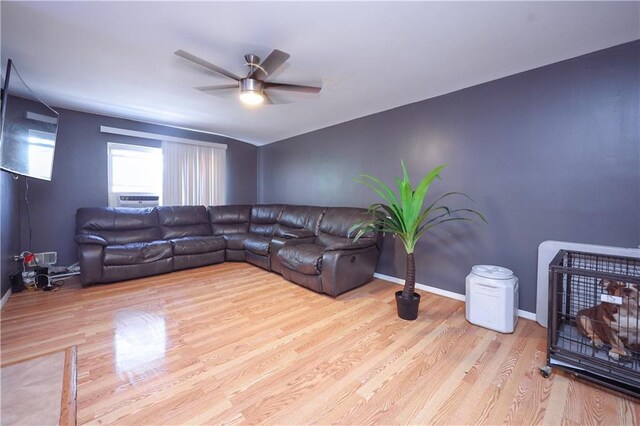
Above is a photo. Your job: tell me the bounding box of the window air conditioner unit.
[117,194,160,208]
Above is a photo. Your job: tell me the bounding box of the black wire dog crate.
[546,250,640,397]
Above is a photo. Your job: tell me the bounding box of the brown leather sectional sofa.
[75,204,381,296]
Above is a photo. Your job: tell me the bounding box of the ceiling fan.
[174,49,321,105]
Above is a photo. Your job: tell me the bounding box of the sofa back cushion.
[249,204,285,236]
[316,207,377,247]
[76,207,161,245]
[275,205,325,238]
[157,206,211,239]
[209,205,252,235]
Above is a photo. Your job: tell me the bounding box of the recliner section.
[75,207,174,284]
[76,204,381,296]
[243,204,285,271]
[277,207,380,296]
[271,205,325,274]
[158,206,226,271]
[209,205,251,261]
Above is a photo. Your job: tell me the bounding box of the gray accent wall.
[0,171,20,298]
[11,100,257,268]
[258,41,640,313]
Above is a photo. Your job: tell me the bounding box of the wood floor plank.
[541,372,571,426]
[1,262,637,425]
[405,329,496,425]
[59,346,78,426]
[501,345,553,425]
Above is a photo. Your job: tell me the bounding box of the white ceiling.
[1,2,638,146]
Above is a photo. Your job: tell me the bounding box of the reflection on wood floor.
[1,262,638,424]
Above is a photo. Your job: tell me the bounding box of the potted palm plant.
[350,161,486,320]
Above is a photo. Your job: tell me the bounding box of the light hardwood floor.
[1,262,638,424]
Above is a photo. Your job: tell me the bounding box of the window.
[107,142,162,207]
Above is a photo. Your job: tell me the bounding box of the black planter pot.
[395,290,421,320]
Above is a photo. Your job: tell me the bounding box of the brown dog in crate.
[576,279,639,361]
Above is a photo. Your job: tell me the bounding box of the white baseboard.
[374,272,466,301]
[0,288,11,310]
[373,272,537,321]
[516,309,537,321]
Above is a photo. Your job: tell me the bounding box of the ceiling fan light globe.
[240,91,264,105]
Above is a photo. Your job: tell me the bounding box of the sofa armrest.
[271,236,313,251]
[281,236,317,246]
[279,229,316,239]
[76,243,104,286]
[324,239,376,251]
[75,234,108,246]
[320,245,380,296]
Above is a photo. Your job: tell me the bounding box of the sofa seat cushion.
[243,236,271,256]
[223,233,251,250]
[278,243,325,275]
[104,241,172,266]
[171,236,225,256]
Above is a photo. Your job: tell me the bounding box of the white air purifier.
[465,265,519,333]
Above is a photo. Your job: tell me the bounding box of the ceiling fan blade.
[264,82,322,94]
[250,49,290,80]
[262,91,274,105]
[195,84,238,92]
[175,49,240,81]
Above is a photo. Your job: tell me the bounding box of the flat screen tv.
[0,59,59,181]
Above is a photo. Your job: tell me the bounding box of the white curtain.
[162,141,226,206]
